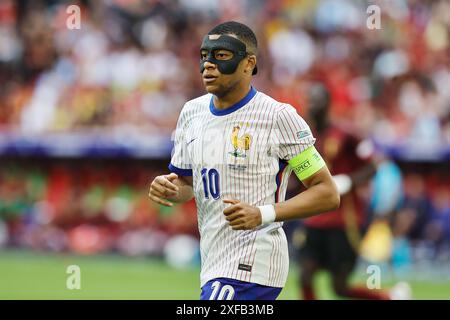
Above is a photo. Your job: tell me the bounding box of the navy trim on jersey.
[209,86,257,116]
[275,159,288,203]
[168,163,193,176]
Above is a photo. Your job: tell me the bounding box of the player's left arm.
[273,165,340,221]
[223,147,340,230]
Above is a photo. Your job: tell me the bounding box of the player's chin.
[203,82,221,94]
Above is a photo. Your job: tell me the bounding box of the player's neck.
[213,84,252,110]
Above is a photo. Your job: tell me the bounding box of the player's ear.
[245,55,256,74]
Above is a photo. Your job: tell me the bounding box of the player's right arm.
[149,173,193,207]
[148,104,194,207]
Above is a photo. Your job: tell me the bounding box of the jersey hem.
[200,274,285,289]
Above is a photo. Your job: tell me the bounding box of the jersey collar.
[209,86,257,116]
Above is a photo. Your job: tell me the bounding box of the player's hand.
[223,199,262,230]
[148,173,180,207]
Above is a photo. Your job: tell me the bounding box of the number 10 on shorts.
[210,280,235,300]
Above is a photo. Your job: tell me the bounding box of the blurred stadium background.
[0,0,449,299]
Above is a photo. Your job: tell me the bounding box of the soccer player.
[148,21,340,300]
[298,84,410,300]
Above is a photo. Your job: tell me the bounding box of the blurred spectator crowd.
[0,0,449,144]
[0,0,449,265]
[0,160,198,256]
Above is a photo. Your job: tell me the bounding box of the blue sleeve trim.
[168,163,193,176]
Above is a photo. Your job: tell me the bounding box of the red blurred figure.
[298,83,393,300]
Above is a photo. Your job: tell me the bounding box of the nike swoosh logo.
[187,138,197,146]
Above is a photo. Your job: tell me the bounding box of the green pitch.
[0,250,449,299]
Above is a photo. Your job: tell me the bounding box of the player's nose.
[203,60,217,70]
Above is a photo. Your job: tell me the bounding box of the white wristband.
[332,174,352,195]
[257,205,276,227]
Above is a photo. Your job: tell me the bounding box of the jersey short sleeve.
[275,104,316,161]
[168,106,193,176]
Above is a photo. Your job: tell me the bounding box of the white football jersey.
[169,87,315,288]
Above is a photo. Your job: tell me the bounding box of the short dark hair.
[208,21,258,55]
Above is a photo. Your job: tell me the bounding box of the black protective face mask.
[199,34,257,75]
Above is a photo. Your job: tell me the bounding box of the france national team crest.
[229,122,252,158]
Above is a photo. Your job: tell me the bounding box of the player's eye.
[214,50,233,61]
[200,51,208,60]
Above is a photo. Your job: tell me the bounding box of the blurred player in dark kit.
[297,84,410,300]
